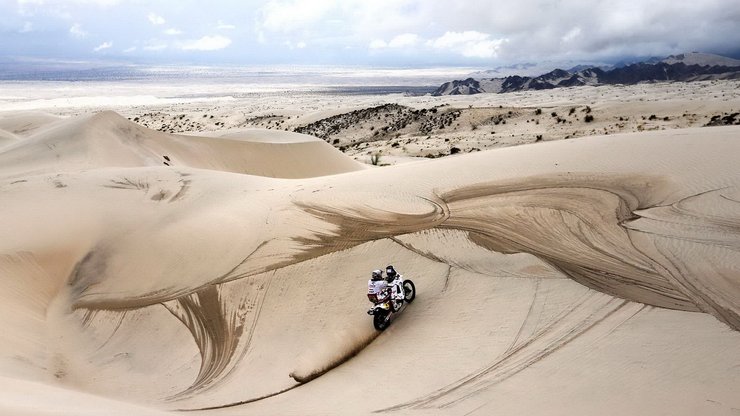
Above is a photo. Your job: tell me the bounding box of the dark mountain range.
[432,52,740,96]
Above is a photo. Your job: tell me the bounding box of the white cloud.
[369,34,419,49]
[388,33,419,48]
[143,43,167,51]
[69,23,87,38]
[163,28,182,35]
[259,0,336,32]
[561,27,582,43]
[216,20,236,30]
[181,35,232,51]
[18,0,121,6]
[17,0,119,19]
[20,21,33,33]
[429,31,506,58]
[93,41,112,52]
[284,40,307,49]
[122,46,137,53]
[369,39,387,49]
[148,12,165,25]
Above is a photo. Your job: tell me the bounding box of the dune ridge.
[0,111,363,179]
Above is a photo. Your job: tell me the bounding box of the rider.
[367,269,388,304]
[385,265,405,306]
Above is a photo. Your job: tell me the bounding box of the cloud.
[18,0,121,7]
[17,0,119,19]
[370,31,503,58]
[369,39,387,49]
[69,23,87,38]
[258,0,337,32]
[93,41,112,52]
[122,46,137,53]
[148,12,165,25]
[20,22,33,33]
[428,31,507,58]
[216,20,236,30]
[561,27,582,43]
[7,0,740,66]
[369,33,419,49]
[143,43,167,51]
[284,40,307,49]
[181,35,232,51]
[388,33,419,48]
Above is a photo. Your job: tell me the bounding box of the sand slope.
[0,111,364,179]
[0,129,19,148]
[0,111,62,136]
[0,111,738,415]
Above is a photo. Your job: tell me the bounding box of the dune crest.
[0,111,364,179]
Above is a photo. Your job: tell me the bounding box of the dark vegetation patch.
[706,112,740,126]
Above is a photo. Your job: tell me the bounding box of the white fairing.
[390,275,405,300]
[368,280,388,296]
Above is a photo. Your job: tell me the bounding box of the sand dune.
[0,111,62,136]
[0,111,363,179]
[0,129,18,148]
[0,110,738,415]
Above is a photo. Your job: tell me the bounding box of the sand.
[0,82,739,415]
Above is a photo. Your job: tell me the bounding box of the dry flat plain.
[0,80,739,415]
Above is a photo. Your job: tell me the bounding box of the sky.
[1,0,739,68]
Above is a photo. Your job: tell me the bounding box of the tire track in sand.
[377,293,643,412]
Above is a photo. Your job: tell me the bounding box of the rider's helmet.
[385,265,397,281]
[371,269,384,281]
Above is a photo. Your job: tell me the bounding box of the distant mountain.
[432,52,740,96]
[470,62,541,78]
[661,52,740,67]
[566,64,612,73]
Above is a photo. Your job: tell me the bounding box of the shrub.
[584,115,594,123]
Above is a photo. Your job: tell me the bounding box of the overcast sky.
[1,0,739,67]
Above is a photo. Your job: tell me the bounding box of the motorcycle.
[367,278,416,331]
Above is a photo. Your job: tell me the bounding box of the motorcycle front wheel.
[403,279,416,303]
[373,310,391,331]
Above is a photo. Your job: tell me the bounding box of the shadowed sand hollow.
[0,111,738,415]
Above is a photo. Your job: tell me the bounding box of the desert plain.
[0,78,739,415]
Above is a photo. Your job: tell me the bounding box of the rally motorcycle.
[367,279,416,331]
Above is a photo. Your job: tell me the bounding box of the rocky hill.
[433,52,740,96]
